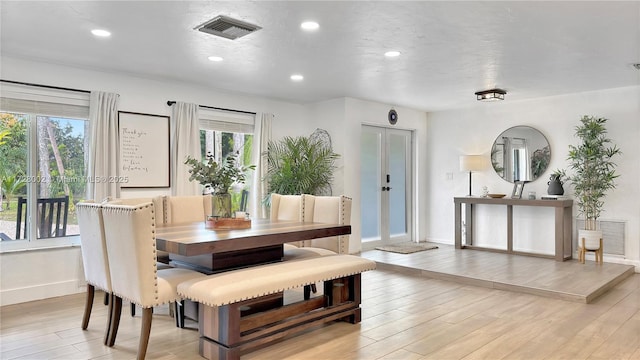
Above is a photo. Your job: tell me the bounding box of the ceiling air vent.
[195,15,261,40]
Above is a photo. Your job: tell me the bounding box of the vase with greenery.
[563,115,621,253]
[185,153,255,218]
[265,135,339,203]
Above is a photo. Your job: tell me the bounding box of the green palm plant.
[1,174,26,210]
[266,136,339,199]
[565,115,621,231]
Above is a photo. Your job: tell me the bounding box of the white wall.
[426,86,640,267]
[0,56,312,305]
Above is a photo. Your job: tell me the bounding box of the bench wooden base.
[198,274,362,360]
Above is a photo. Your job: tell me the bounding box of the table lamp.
[460,155,484,196]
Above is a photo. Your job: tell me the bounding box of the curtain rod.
[0,79,91,94]
[166,101,256,115]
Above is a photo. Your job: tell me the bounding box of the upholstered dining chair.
[270,193,304,248]
[302,194,351,254]
[164,195,212,223]
[101,202,206,359]
[76,201,112,345]
[283,195,352,298]
[107,196,172,318]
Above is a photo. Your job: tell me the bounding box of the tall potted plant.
[564,115,621,253]
[265,135,339,202]
[185,153,254,218]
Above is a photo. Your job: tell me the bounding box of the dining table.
[155,218,352,274]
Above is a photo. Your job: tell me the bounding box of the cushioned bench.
[177,254,376,360]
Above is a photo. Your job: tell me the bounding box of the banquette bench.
[177,254,376,360]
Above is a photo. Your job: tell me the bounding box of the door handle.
[381,186,392,191]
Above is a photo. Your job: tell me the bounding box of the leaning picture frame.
[511,181,525,199]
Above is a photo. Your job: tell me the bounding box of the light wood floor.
[361,243,636,303]
[1,268,639,359]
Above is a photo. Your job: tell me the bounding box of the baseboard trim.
[0,280,85,306]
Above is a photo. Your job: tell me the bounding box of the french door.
[360,125,412,249]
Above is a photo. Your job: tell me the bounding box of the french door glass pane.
[0,112,28,240]
[360,130,382,241]
[389,133,407,236]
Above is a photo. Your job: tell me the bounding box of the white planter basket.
[578,229,603,264]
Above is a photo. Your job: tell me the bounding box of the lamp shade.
[460,155,484,172]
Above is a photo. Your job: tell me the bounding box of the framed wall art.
[118,111,170,188]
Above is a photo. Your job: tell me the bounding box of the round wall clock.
[388,109,398,125]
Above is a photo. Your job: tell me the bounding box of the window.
[199,109,254,211]
[0,83,89,250]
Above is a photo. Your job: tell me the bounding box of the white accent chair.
[164,195,212,223]
[76,201,112,345]
[270,193,304,248]
[101,202,206,359]
[106,196,168,263]
[284,194,353,260]
[107,196,173,318]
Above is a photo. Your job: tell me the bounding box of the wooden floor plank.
[361,243,635,303]
[1,250,638,360]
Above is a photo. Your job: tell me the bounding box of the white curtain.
[171,102,201,195]
[250,113,273,219]
[87,91,120,201]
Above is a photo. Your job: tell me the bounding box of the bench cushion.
[177,255,376,307]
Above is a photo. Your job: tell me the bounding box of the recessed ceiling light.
[208,56,224,62]
[91,29,111,37]
[290,74,304,81]
[384,51,401,57]
[301,21,319,31]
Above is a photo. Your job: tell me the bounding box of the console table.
[454,197,573,261]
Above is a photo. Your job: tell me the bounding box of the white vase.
[579,229,602,250]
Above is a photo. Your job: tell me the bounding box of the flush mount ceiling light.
[91,29,111,37]
[290,74,304,81]
[301,21,319,31]
[475,88,506,101]
[207,56,223,62]
[384,50,401,57]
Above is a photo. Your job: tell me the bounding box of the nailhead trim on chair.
[104,203,183,308]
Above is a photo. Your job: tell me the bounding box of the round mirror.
[491,126,550,183]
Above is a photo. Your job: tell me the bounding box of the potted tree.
[564,115,621,258]
[265,135,339,203]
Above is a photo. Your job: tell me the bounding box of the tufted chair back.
[76,201,111,291]
[164,195,212,224]
[102,202,172,308]
[301,195,352,254]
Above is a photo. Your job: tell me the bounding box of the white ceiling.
[1,1,639,112]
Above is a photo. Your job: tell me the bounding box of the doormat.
[375,242,439,254]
